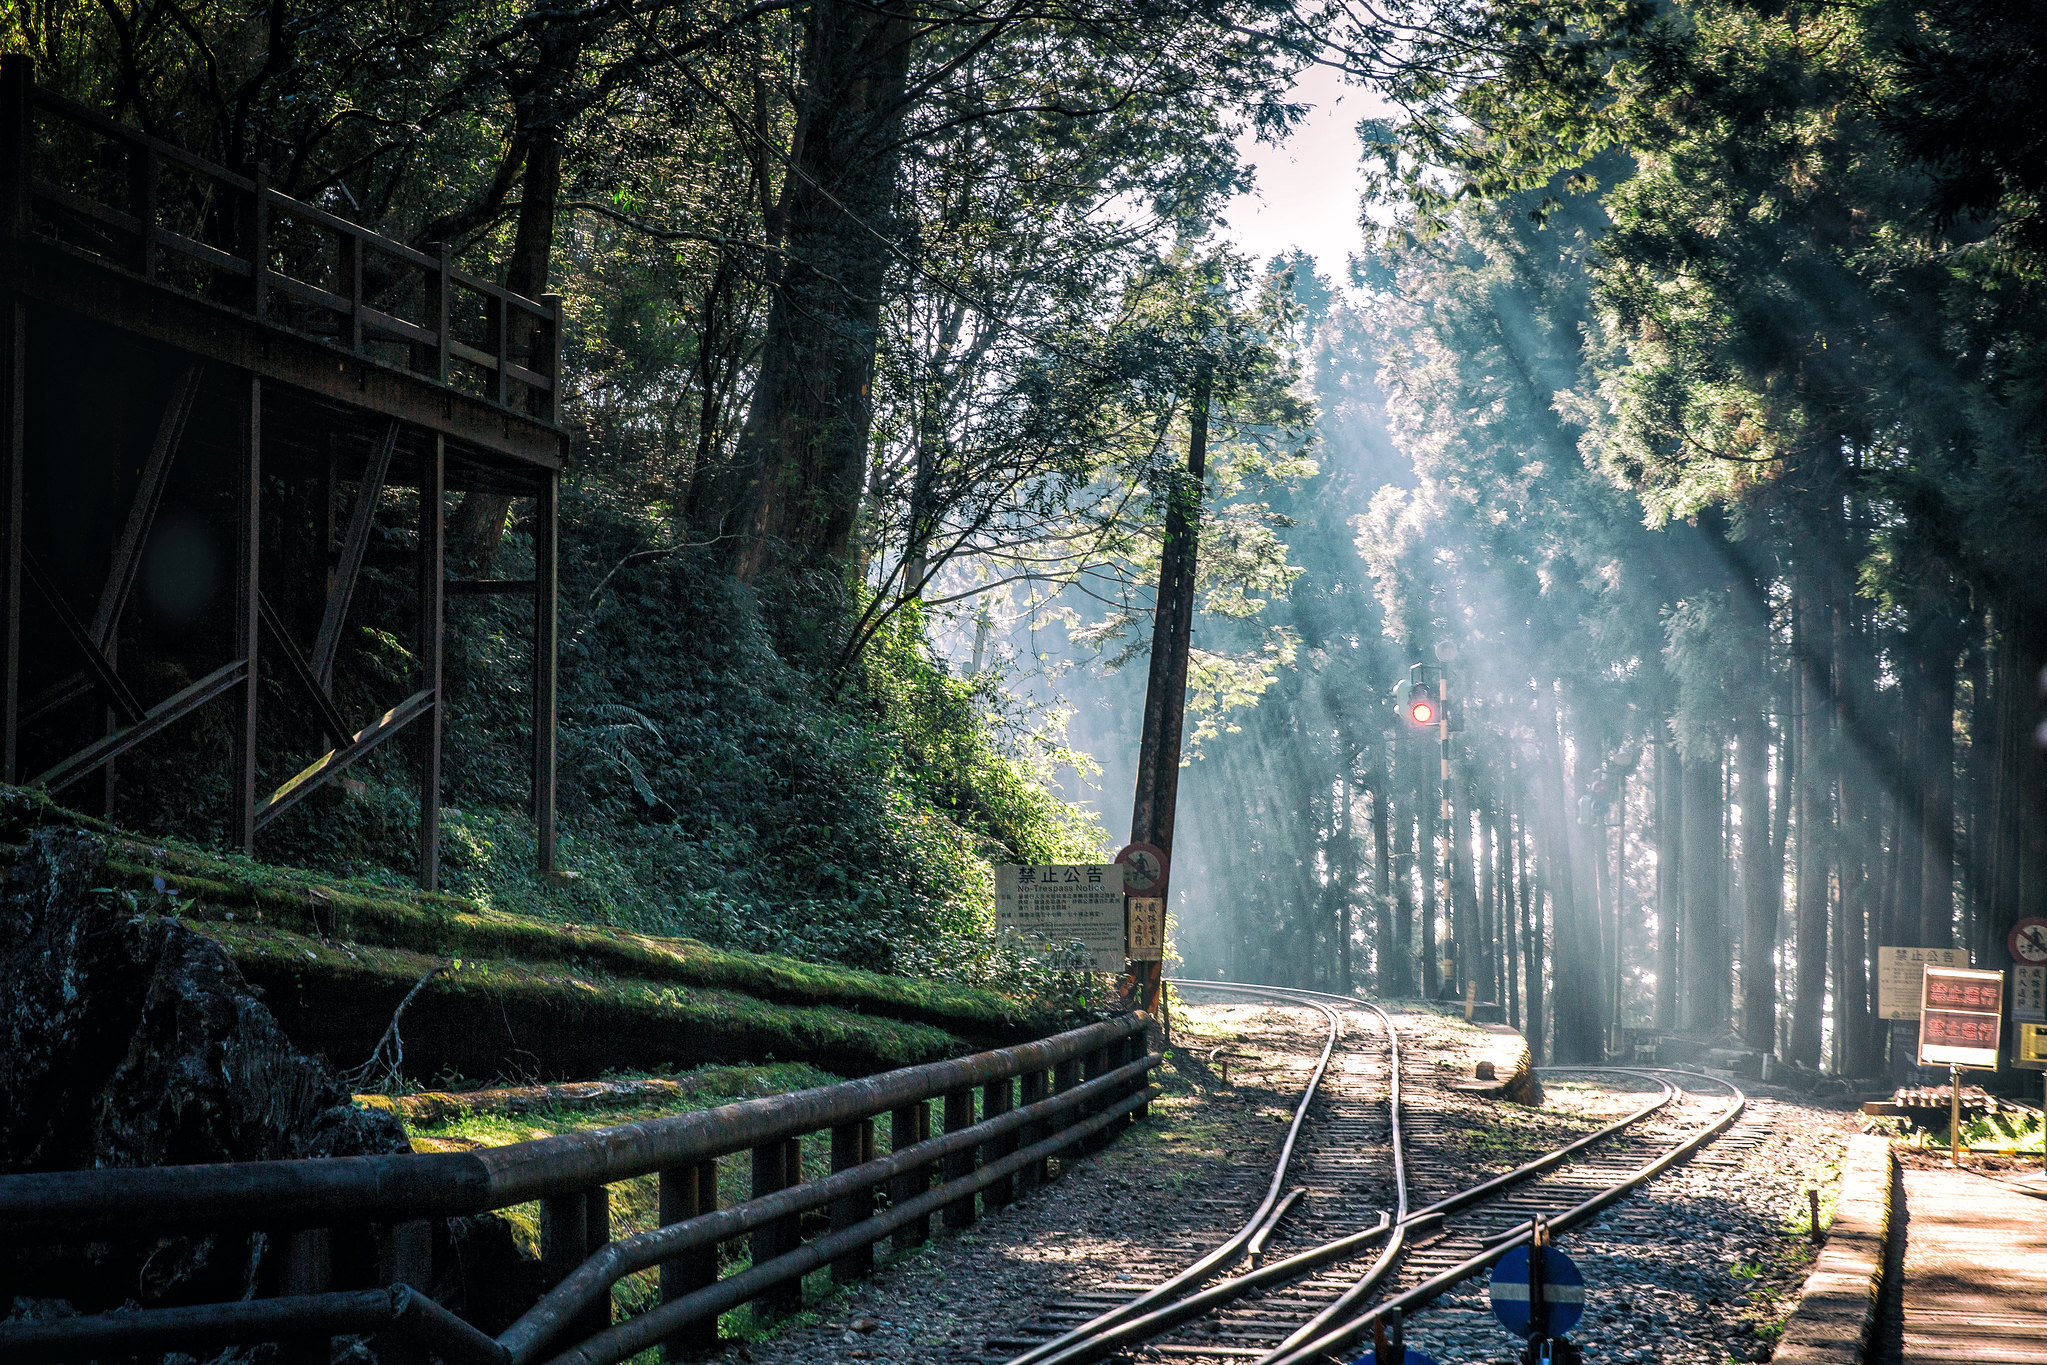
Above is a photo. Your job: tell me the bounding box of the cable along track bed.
[983,981,1746,1365]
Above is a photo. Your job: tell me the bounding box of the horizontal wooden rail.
[0,1285,506,1365]
[504,1052,1159,1361]
[0,1014,1148,1240]
[10,63,561,425]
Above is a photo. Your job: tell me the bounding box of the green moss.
[1,784,1064,1043]
[187,916,971,1079]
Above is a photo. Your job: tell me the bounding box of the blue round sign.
[1489,1244,1585,1337]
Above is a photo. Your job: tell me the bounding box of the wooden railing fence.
[0,1013,1158,1365]
[3,56,561,423]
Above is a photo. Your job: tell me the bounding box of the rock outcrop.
[0,827,410,1330]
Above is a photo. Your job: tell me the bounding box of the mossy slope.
[2,788,1069,1084]
[199,919,963,1080]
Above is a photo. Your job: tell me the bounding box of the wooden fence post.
[750,1137,802,1315]
[1018,1069,1049,1192]
[890,1101,931,1251]
[829,1119,876,1283]
[941,1089,976,1230]
[659,1158,720,1357]
[981,1077,1015,1209]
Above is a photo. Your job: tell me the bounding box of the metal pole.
[1949,1064,1961,1164]
[1127,365,1210,1014]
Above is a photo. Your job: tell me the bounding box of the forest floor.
[727,998,1864,1365]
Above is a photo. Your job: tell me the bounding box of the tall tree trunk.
[1420,764,1440,1001]
[1335,777,1353,993]
[1654,737,1681,1029]
[1916,636,1957,947]
[1371,778,1398,993]
[1961,629,1993,963]
[699,1,915,579]
[1788,592,1832,1067]
[1986,598,2047,1078]
[1836,602,1877,1076]
[448,86,571,569]
[1394,804,1417,997]
[1736,705,1780,1054]
[1447,775,1481,1002]
[1537,689,1602,1061]
[1680,741,1728,1036]
[1504,795,1522,1029]
[1490,794,1506,1010]
[1526,877,1547,1064]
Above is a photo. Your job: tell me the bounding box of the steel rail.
[1024,981,1687,1365]
[1015,981,1404,1365]
[1262,1067,1748,1365]
[534,1084,1163,1365]
[999,986,1348,1365]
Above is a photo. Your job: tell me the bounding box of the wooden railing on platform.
[0,55,561,424]
[0,1013,1159,1365]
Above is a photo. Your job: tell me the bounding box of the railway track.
[989,981,1747,1365]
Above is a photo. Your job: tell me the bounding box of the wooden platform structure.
[0,55,563,886]
[1888,1166,2047,1365]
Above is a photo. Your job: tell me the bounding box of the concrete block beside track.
[1773,1132,1896,1365]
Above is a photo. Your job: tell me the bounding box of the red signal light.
[1409,698,1435,726]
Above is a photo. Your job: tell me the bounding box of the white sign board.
[1918,966,2004,1069]
[1127,897,1164,961]
[1877,945,1969,1020]
[2014,963,2046,1024]
[996,864,1125,971]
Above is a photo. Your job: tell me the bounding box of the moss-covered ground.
[1,787,1074,1084]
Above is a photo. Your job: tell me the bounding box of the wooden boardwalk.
[1892,1166,2047,1365]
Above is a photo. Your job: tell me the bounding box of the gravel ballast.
[728,998,1862,1365]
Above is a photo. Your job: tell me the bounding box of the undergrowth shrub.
[237,484,1103,983]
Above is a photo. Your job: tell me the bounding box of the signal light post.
[1401,659,1467,1001]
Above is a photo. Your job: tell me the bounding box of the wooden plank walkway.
[1895,1167,2047,1365]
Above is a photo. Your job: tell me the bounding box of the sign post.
[1917,965,2004,1163]
[1491,1218,1584,1363]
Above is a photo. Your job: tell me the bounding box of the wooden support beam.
[90,359,202,645]
[31,659,247,792]
[418,436,443,890]
[311,421,396,687]
[21,549,144,724]
[256,591,350,747]
[0,292,23,783]
[232,374,260,852]
[534,478,558,873]
[253,687,433,831]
